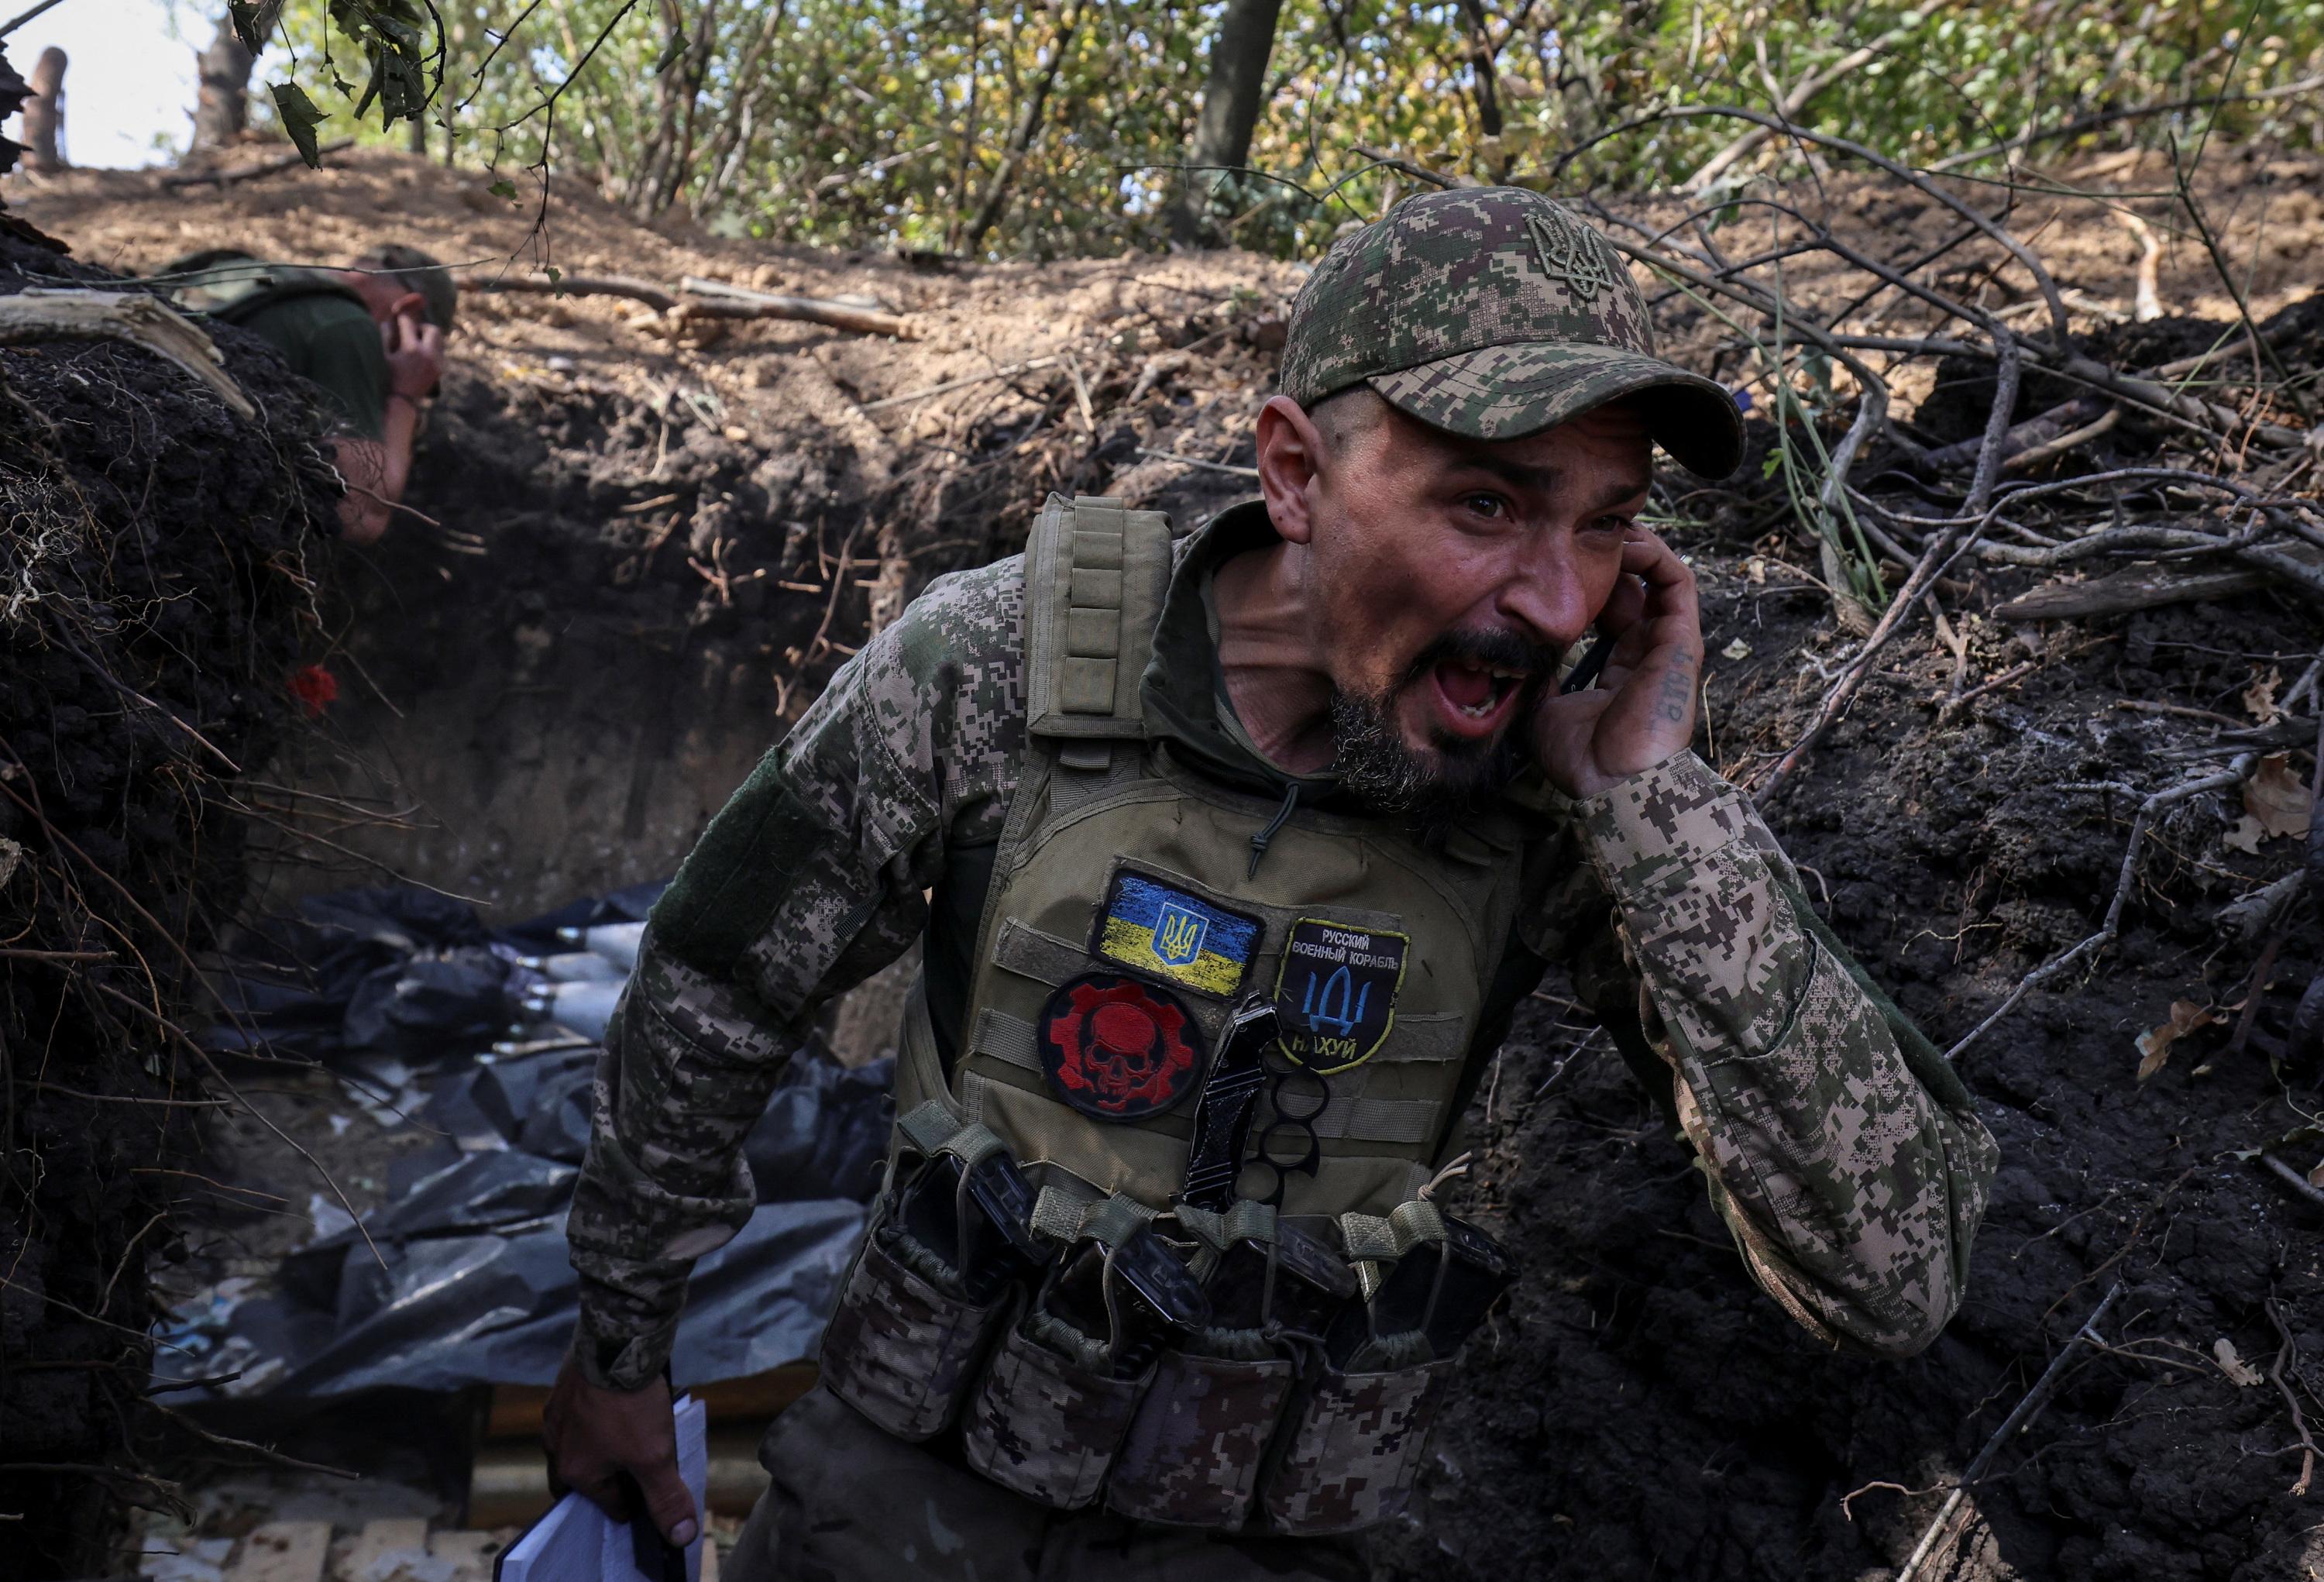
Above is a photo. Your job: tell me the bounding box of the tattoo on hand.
[1657,650,1695,726]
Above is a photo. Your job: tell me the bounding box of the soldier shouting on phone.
[545,188,1998,1580]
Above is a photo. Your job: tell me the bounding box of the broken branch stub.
[0,288,255,418]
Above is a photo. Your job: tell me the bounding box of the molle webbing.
[1171,1199,1278,1255]
[1023,494,1174,763]
[896,1100,1008,1168]
[1030,1185,1157,1247]
[1338,1199,1448,1301]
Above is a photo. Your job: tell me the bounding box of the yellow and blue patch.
[1095,871,1260,998]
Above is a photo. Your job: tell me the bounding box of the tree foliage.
[255,0,2324,256]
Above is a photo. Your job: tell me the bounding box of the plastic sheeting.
[170,880,891,1408]
[201,881,669,1070]
[163,1199,866,1401]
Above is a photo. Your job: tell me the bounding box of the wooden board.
[229,1522,331,1582]
[483,1362,817,1440]
[469,1427,769,1529]
[331,1519,428,1582]
[425,1531,507,1582]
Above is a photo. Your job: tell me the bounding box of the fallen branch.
[1922,395,2108,473]
[2052,349,2309,451]
[1937,658,2039,717]
[2217,870,2303,944]
[0,288,255,418]
[1975,521,2239,567]
[162,139,356,189]
[2260,1154,2324,1214]
[1995,564,2269,622]
[2004,407,2121,474]
[1754,507,1990,808]
[1893,1285,2123,1582]
[1944,756,2254,1061]
[462,271,678,312]
[677,276,914,339]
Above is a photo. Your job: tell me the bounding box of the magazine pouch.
[1257,1353,1456,1535]
[1104,1344,1294,1527]
[817,1104,1021,1441]
[962,1190,1195,1509]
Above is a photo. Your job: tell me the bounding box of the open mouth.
[1428,656,1528,738]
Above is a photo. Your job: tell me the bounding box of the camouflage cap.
[1281,187,1743,478]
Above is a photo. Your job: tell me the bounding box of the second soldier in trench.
[541,188,1999,1580]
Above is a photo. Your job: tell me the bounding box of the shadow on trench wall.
[256,374,840,923]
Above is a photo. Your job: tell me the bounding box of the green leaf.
[226,0,281,52]
[488,178,519,201]
[270,82,329,169]
[655,26,690,74]
[545,266,564,295]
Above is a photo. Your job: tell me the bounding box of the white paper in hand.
[497,1393,708,1582]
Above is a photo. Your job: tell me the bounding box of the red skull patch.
[1037,972,1202,1121]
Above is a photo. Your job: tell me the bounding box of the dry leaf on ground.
[2243,665,2284,725]
[2136,999,2215,1081]
[2242,753,2312,841]
[2213,1337,2264,1388]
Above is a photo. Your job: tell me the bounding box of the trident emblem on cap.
[1525,205,1624,304]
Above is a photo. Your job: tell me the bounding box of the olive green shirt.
[235,291,389,440]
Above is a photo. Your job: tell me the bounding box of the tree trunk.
[1456,0,1508,180]
[189,15,252,153]
[695,0,790,210]
[628,0,720,220]
[1170,0,1284,246]
[20,46,62,172]
[961,2,1081,253]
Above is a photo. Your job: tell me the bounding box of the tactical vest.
[822,494,1533,1534]
[162,250,366,325]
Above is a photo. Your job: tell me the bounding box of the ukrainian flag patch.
[1095,871,1260,998]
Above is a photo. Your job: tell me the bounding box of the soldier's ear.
[1256,394,1323,546]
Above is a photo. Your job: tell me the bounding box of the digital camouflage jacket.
[566,500,1999,1391]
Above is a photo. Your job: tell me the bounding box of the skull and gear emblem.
[1038,972,1201,1121]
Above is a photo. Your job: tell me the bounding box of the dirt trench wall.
[269,371,859,917]
[0,239,335,1574]
[271,360,1257,920]
[1373,534,2324,1582]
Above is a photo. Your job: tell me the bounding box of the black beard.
[1327,628,1560,827]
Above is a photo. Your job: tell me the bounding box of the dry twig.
[1945,757,2255,1061]
[2265,1298,2317,1497]
[1893,1285,2123,1582]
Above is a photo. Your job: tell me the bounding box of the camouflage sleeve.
[566,560,1028,1390]
[1566,751,1999,1358]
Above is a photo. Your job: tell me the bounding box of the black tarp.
[170,882,889,1406]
